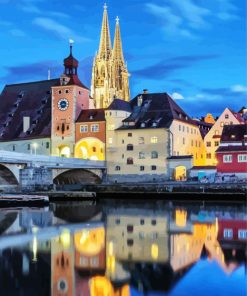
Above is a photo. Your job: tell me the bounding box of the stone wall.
[106,173,168,183]
[20,166,53,191]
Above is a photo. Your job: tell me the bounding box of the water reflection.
[0,201,246,296]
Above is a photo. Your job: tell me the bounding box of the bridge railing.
[0,150,106,168]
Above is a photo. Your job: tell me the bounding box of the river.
[0,199,246,296]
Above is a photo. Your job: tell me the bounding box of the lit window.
[107,124,115,131]
[151,151,158,159]
[80,125,88,133]
[223,155,232,163]
[223,229,233,239]
[206,153,211,159]
[206,142,211,147]
[238,154,247,162]
[220,122,224,127]
[109,138,113,144]
[139,137,144,144]
[91,124,99,132]
[127,144,134,151]
[215,130,219,135]
[151,137,158,143]
[238,229,247,239]
[92,147,96,152]
[215,141,219,147]
[139,152,145,159]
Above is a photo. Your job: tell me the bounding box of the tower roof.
[113,16,124,62]
[64,40,79,68]
[98,3,112,60]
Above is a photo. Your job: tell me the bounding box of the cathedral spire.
[113,16,124,62]
[98,3,112,60]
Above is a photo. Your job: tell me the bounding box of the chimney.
[23,117,30,133]
[143,89,148,94]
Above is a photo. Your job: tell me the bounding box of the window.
[220,122,224,127]
[91,124,99,132]
[12,145,15,151]
[127,157,133,165]
[122,154,124,159]
[238,154,247,162]
[183,138,185,145]
[127,225,134,233]
[107,124,115,131]
[223,154,232,163]
[92,147,96,152]
[238,229,247,239]
[128,133,132,137]
[58,90,62,94]
[191,140,193,146]
[223,228,233,239]
[139,152,145,159]
[151,136,158,143]
[206,142,211,147]
[140,219,145,225]
[206,153,211,159]
[139,137,144,144]
[215,130,219,135]
[151,165,157,170]
[65,89,69,94]
[179,125,181,131]
[225,114,229,119]
[215,141,219,147]
[151,151,158,159]
[151,219,157,226]
[140,166,145,171]
[109,138,113,144]
[127,144,134,151]
[46,142,50,149]
[115,219,120,224]
[122,139,124,144]
[90,257,99,267]
[115,166,121,171]
[127,239,134,246]
[80,125,88,133]
[27,144,30,150]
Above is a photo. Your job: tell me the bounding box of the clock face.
[58,98,69,111]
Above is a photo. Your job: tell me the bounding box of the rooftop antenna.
[48,69,51,80]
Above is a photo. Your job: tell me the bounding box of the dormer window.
[179,113,182,118]
[231,134,236,139]
[225,114,229,119]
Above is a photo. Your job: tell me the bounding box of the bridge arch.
[75,137,105,161]
[53,168,103,185]
[0,164,20,185]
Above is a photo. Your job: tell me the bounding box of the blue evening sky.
[0,0,246,117]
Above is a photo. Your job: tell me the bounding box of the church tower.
[91,4,130,109]
[51,41,90,157]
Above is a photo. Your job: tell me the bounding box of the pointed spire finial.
[116,16,119,24]
[69,39,74,55]
[104,2,107,10]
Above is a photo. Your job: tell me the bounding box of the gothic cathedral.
[91,4,130,109]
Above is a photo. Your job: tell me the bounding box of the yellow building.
[106,93,206,182]
[91,4,130,109]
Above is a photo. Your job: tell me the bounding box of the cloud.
[231,85,247,93]
[33,17,91,43]
[9,29,26,37]
[171,92,184,100]
[145,0,239,38]
[131,54,219,79]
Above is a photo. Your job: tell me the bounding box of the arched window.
[127,144,133,151]
[92,146,96,152]
[115,166,121,171]
[127,157,133,165]
[151,151,158,159]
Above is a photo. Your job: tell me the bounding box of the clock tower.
[51,41,91,157]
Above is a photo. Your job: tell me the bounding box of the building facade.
[204,108,244,165]
[216,124,247,179]
[91,4,130,109]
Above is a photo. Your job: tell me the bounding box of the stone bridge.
[0,151,106,191]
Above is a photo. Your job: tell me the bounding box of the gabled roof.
[107,98,132,112]
[119,92,196,130]
[0,79,60,141]
[221,124,247,142]
[229,109,245,123]
[76,109,105,123]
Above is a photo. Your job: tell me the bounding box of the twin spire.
[98,3,125,62]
